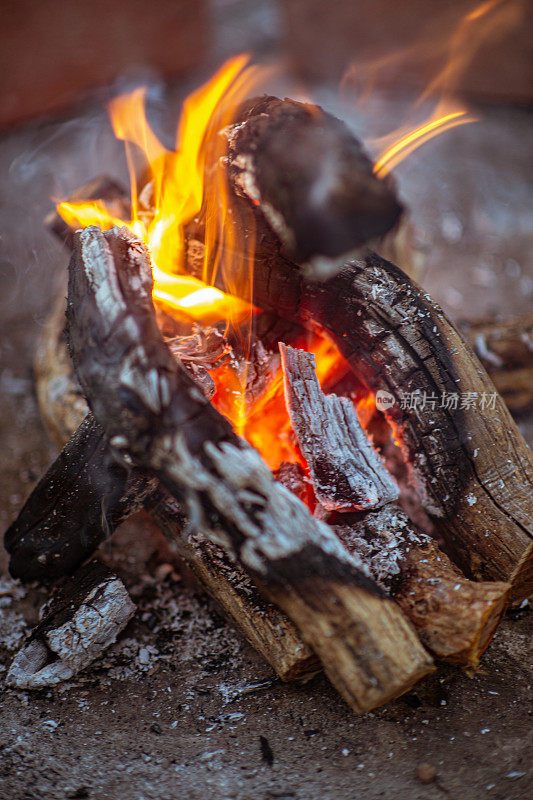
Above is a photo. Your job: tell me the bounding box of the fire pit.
[4,56,532,716]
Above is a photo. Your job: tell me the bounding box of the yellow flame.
[57,55,268,326]
[373,110,476,178]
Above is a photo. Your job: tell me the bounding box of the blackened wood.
[226,95,402,262]
[193,192,533,600]
[30,290,318,683]
[280,343,398,511]
[4,414,155,582]
[67,224,434,713]
[282,345,510,666]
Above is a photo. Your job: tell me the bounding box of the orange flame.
[373,110,475,178]
[57,55,264,326]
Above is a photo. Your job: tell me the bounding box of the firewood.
[225,95,403,262]
[281,345,510,667]
[280,343,398,511]
[147,489,319,681]
[66,224,434,713]
[6,560,135,689]
[462,312,533,415]
[29,288,317,682]
[194,175,533,600]
[4,414,156,583]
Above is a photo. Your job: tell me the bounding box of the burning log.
[463,312,533,415]
[280,343,398,512]
[65,224,434,713]
[225,95,403,262]
[280,344,510,667]
[195,137,533,599]
[6,560,135,689]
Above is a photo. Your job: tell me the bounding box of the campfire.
[5,55,532,714]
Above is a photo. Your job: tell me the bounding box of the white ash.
[6,576,135,690]
[334,505,429,590]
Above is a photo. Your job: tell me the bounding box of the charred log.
[281,345,510,667]
[225,95,403,262]
[193,179,533,601]
[66,224,434,713]
[280,343,398,511]
[6,560,135,689]
[4,414,156,582]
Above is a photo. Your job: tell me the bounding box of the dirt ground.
[1,7,532,798]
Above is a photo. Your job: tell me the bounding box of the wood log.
[4,413,157,582]
[193,175,533,600]
[147,489,319,681]
[462,312,533,415]
[66,224,434,713]
[29,285,317,682]
[225,95,402,262]
[281,345,510,667]
[280,343,398,512]
[6,559,135,689]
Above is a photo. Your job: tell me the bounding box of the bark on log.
[226,95,402,262]
[66,224,434,713]
[281,345,510,667]
[194,189,533,600]
[463,312,533,415]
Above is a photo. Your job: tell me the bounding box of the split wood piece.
[30,292,317,683]
[225,95,402,262]
[67,224,434,713]
[193,181,533,599]
[4,413,157,582]
[6,560,135,689]
[281,345,510,667]
[280,342,398,511]
[463,312,533,415]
